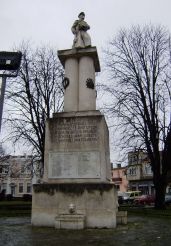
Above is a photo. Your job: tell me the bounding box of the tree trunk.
[154,175,166,209]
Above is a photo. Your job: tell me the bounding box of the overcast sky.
[1,0,171,162]
[1,0,171,52]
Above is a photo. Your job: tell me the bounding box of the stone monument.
[32,12,118,229]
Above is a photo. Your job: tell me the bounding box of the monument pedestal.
[32,46,118,229]
[43,110,111,183]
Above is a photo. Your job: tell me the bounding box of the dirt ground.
[0,214,171,246]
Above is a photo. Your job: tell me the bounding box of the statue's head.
[78,12,85,20]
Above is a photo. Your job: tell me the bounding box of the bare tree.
[103,25,171,208]
[4,44,64,176]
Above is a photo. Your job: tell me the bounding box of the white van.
[122,191,141,203]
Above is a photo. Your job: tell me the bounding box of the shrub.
[6,194,13,201]
[22,194,32,201]
[0,189,6,201]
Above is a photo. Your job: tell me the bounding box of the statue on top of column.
[71,12,91,49]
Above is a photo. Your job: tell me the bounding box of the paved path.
[0,215,171,246]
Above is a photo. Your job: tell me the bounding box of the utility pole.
[0,76,6,131]
[0,51,22,132]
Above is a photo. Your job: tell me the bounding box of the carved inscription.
[54,118,99,143]
[48,151,101,179]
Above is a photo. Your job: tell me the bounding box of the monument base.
[55,214,85,229]
[31,183,118,229]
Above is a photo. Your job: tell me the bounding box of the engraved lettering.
[53,118,99,143]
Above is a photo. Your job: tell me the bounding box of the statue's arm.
[71,20,79,34]
[85,24,90,31]
[83,21,90,30]
[79,21,90,31]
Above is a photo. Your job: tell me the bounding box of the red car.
[134,195,155,205]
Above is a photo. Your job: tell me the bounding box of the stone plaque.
[48,151,101,179]
[52,117,99,144]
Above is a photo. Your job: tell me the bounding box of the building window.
[27,183,32,193]
[26,164,31,174]
[115,184,120,190]
[144,163,153,175]
[0,166,9,174]
[168,186,171,193]
[2,183,7,193]
[129,167,137,176]
[21,165,25,174]
[4,167,8,174]
[122,170,126,176]
[19,183,24,193]
[11,185,16,196]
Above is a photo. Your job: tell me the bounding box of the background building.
[111,164,128,192]
[0,155,37,197]
[127,150,155,195]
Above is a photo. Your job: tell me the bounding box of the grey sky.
[1,0,171,52]
[1,0,171,162]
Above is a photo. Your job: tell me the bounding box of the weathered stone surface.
[48,151,101,179]
[55,214,85,229]
[78,56,96,111]
[58,47,99,112]
[116,211,128,225]
[43,111,111,183]
[58,47,100,72]
[64,58,79,111]
[31,183,117,228]
[71,12,91,49]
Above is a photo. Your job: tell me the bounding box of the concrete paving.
[0,214,171,246]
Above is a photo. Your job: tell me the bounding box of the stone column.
[58,47,100,112]
[78,56,96,111]
[64,58,79,112]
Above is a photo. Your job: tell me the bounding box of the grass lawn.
[119,204,171,218]
[1,200,171,218]
[0,200,31,217]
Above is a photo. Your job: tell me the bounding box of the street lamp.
[0,51,22,132]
